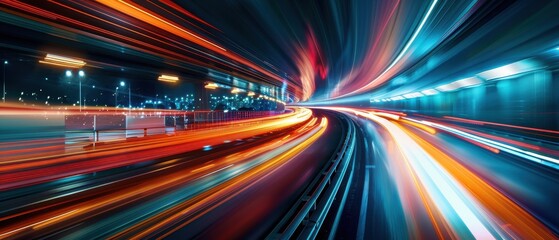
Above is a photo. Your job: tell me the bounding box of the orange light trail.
[100,0,226,51]
[400,119,437,135]
[112,117,328,239]
[96,0,291,94]
[0,108,313,190]
[0,112,326,239]
[397,122,556,239]
[323,107,555,238]
[1,1,295,95]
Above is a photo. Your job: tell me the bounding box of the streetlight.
[65,70,84,111]
[2,60,7,103]
[119,81,131,114]
[154,94,158,109]
[115,87,119,107]
[78,70,85,111]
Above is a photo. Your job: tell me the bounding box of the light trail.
[0,1,558,238]
[321,106,556,238]
[95,0,292,91]
[1,1,303,96]
[332,0,440,98]
[398,122,556,239]
[442,116,559,136]
[0,107,313,190]
[417,120,559,168]
[113,117,328,239]
[0,110,331,239]
[97,0,226,52]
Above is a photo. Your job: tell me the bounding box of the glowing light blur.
[0,107,313,190]
[1,1,559,238]
[293,29,327,101]
[478,59,540,81]
[116,117,329,239]
[420,89,438,96]
[435,77,483,92]
[0,106,333,239]
[204,82,219,89]
[332,0,441,98]
[231,88,244,94]
[157,74,179,83]
[314,106,556,238]
[96,0,293,94]
[402,92,424,99]
[39,54,86,68]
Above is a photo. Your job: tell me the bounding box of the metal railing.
[63,110,285,144]
[267,115,356,240]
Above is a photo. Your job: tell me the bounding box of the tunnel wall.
[372,69,559,130]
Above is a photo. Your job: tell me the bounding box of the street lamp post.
[78,70,85,111]
[65,70,85,111]
[65,70,74,108]
[3,60,7,103]
[128,82,131,114]
[119,81,130,114]
[155,94,158,109]
[115,87,118,108]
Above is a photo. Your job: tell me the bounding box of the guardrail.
[62,111,284,144]
[267,115,356,240]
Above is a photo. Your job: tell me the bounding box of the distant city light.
[78,70,85,77]
[65,70,72,77]
[3,60,7,64]
[120,81,125,87]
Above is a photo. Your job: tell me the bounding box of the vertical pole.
[128,83,131,115]
[93,115,96,142]
[2,62,5,103]
[93,115,98,146]
[79,78,82,111]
